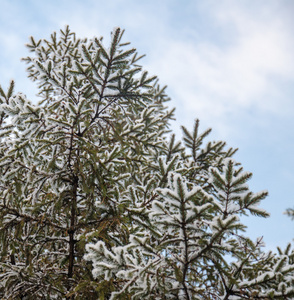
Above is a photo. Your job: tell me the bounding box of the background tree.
[285,208,294,220]
[0,27,293,299]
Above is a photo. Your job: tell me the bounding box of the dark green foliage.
[0,27,293,299]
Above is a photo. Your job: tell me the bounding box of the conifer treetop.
[0,26,293,299]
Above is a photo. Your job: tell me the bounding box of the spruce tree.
[0,27,293,299]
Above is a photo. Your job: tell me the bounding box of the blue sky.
[0,0,293,251]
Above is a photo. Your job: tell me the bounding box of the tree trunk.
[67,175,78,298]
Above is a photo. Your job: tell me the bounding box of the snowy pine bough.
[0,26,293,299]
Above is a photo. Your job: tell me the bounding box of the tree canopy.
[0,26,293,299]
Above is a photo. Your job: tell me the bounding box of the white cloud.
[0,0,293,139]
[142,1,294,138]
